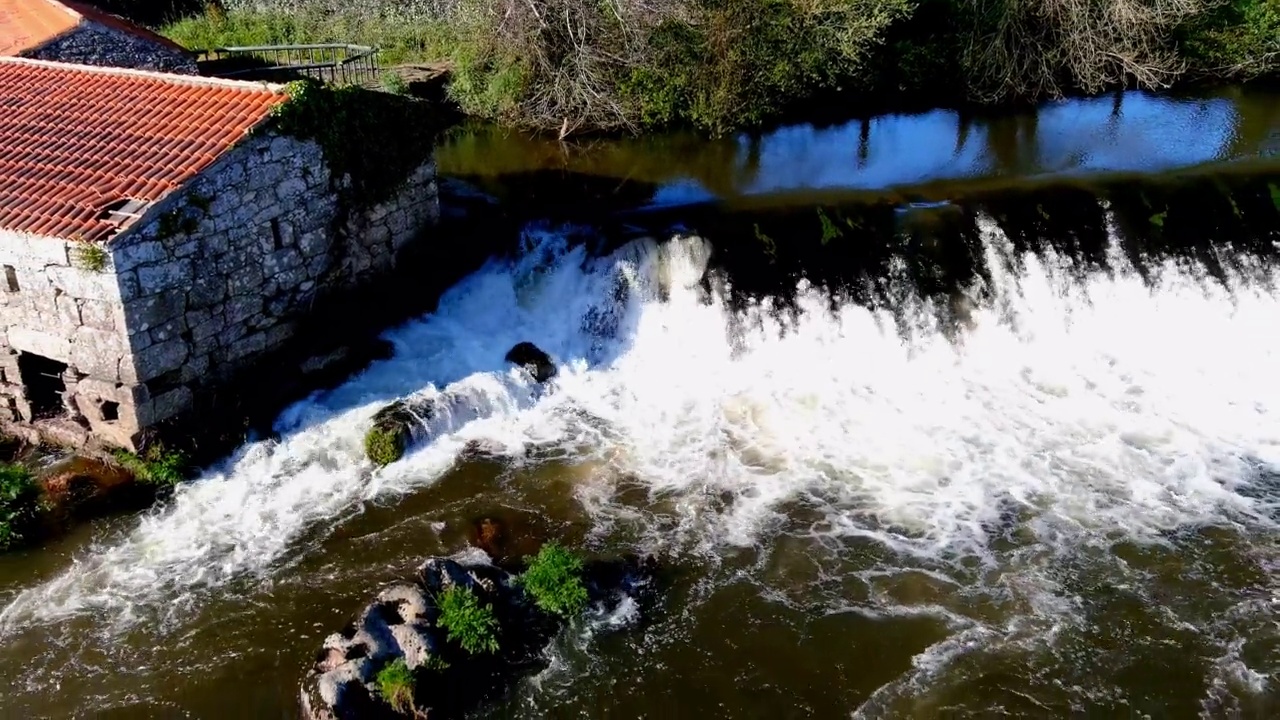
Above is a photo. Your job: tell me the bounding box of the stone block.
[276,177,308,202]
[53,293,81,328]
[227,331,266,361]
[79,299,116,331]
[134,337,188,381]
[70,326,127,380]
[226,262,265,295]
[46,265,117,302]
[125,289,186,331]
[137,259,193,291]
[148,316,188,344]
[226,294,262,325]
[113,239,167,270]
[153,386,194,422]
[9,326,71,362]
[188,274,227,309]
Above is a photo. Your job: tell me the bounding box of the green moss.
[436,586,500,655]
[364,425,407,467]
[269,80,441,205]
[71,242,109,273]
[0,463,40,551]
[516,542,589,618]
[375,658,418,715]
[111,444,187,487]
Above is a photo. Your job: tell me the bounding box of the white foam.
[3,219,1279,653]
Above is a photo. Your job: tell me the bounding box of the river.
[1,89,1279,718]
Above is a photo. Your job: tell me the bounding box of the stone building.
[0,57,438,450]
[0,0,197,74]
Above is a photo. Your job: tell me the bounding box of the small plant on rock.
[375,658,420,716]
[0,463,40,551]
[436,585,500,655]
[517,542,589,618]
[71,242,109,273]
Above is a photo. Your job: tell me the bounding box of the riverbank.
[152,0,1280,134]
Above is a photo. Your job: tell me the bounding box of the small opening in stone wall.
[17,353,68,420]
[270,218,283,250]
[3,265,17,292]
[99,400,120,422]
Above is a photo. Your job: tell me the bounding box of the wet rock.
[504,342,557,383]
[473,517,505,558]
[300,549,660,720]
[39,455,156,524]
[464,510,555,564]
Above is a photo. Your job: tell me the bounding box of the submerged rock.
[300,550,659,720]
[504,342,557,383]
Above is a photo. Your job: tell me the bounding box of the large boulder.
[300,550,658,720]
[504,342,557,383]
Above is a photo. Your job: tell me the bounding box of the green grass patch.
[436,585,500,655]
[375,658,418,715]
[111,444,187,487]
[0,463,41,551]
[517,542,589,618]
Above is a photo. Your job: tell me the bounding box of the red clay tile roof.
[0,0,189,58]
[0,58,286,242]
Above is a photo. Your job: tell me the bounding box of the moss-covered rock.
[365,402,415,466]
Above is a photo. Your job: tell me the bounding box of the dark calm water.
[2,89,1280,719]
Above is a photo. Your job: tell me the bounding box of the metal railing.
[196,44,380,86]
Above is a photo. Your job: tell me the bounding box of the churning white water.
[2,217,1279,656]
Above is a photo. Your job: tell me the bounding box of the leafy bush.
[375,658,417,715]
[0,464,41,551]
[436,586,500,654]
[517,542,588,617]
[71,242,109,272]
[111,444,187,486]
[157,0,1280,134]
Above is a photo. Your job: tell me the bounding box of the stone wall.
[109,131,439,437]
[0,230,138,448]
[23,21,199,75]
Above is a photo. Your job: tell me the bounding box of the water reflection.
[439,86,1280,205]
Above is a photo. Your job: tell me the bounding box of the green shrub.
[111,444,187,486]
[381,70,410,95]
[71,242,109,272]
[436,586,500,654]
[375,658,417,715]
[517,542,589,617]
[0,464,40,551]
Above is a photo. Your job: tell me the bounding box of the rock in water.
[364,401,417,466]
[504,342,556,383]
[300,550,660,720]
